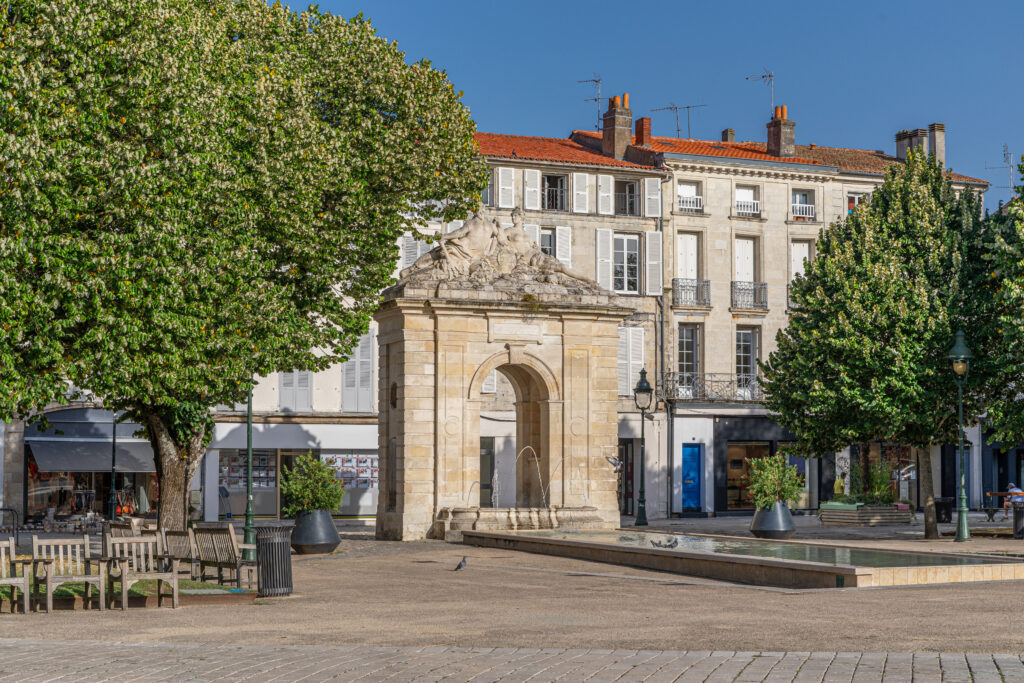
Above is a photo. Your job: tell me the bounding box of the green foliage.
[280,453,345,516]
[745,452,804,510]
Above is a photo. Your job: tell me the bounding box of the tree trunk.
[918,447,939,539]
[143,411,207,531]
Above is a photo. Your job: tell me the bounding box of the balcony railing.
[615,192,640,216]
[672,278,711,307]
[735,199,760,217]
[543,187,567,211]
[731,281,768,310]
[792,203,816,219]
[677,195,704,213]
[665,372,764,402]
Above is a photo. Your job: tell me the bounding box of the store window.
[726,442,771,510]
[25,452,159,520]
[218,449,278,518]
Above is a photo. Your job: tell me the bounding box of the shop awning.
[26,439,156,473]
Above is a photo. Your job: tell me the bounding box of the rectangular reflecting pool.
[461,529,1024,589]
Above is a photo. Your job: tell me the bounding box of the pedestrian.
[1004,482,1023,519]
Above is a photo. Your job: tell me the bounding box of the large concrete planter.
[290,510,340,554]
[819,503,912,527]
[749,501,796,540]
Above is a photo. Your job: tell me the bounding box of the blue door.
[681,444,702,510]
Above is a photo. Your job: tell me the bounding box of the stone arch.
[467,347,560,402]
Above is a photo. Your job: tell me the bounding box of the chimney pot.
[781,105,788,120]
[635,117,652,146]
[611,95,621,109]
[623,92,630,108]
[721,128,735,142]
[774,106,781,120]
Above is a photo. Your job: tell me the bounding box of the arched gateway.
[374,211,631,540]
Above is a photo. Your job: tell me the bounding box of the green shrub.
[746,452,805,511]
[280,452,345,516]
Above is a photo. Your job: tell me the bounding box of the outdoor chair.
[31,534,105,612]
[193,524,256,589]
[105,534,179,610]
[0,537,30,614]
[162,529,200,580]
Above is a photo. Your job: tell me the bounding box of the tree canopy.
[0,0,487,528]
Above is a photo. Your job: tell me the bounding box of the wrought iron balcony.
[664,372,764,402]
[672,278,711,307]
[731,281,768,310]
[677,195,704,213]
[791,203,816,219]
[615,192,640,216]
[735,199,760,217]
[542,187,567,211]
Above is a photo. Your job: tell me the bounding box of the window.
[735,185,760,216]
[617,326,644,396]
[542,174,567,211]
[792,189,815,220]
[677,181,703,212]
[615,179,640,216]
[341,332,374,413]
[480,172,494,207]
[677,324,701,398]
[676,232,700,280]
[790,241,812,279]
[613,234,639,294]
[847,192,866,214]
[279,371,312,413]
[540,228,555,257]
[735,328,760,401]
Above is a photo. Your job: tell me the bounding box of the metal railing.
[735,199,760,217]
[792,203,816,219]
[672,278,711,307]
[543,187,567,211]
[677,195,704,212]
[664,373,764,402]
[731,281,768,309]
[615,192,640,216]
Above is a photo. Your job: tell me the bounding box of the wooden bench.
[162,529,200,581]
[31,535,106,613]
[106,535,179,610]
[193,525,256,589]
[0,537,30,614]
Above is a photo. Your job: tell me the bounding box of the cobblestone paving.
[1,639,1023,682]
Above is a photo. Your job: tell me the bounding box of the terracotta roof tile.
[572,130,824,166]
[474,132,654,170]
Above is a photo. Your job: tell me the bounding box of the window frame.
[540,227,556,257]
[613,233,641,294]
[541,174,568,211]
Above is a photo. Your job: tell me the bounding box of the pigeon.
[664,538,679,549]
[454,556,467,571]
[650,539,665,548]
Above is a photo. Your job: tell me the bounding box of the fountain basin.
[435,506,608,541]
[461,529,1024,589]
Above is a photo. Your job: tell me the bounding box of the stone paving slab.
[1,639,1023,682]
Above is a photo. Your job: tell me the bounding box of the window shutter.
[644,178,661,217]
[790,241,810,279]
[645,232,663,295]
[357,333,373,411]
[497,167,515,208]
[523,169,541,211]
[630,327,645,391]
[342,351,357,412]
[482,369,497,394]
[617,327,630,396]
[555,226,572,267]
[279,372,295,412]
[597,174,613,215]
[524,224,540,244]
[572,173,589,213]
[596,229,613,290]
[295,371,312,413]
[677,233,698,280]
[401,234,419,269]
[446,220,464,234]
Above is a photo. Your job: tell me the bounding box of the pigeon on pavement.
[665,538,679,549]
[650,539,665,548]
[454,556,467,571]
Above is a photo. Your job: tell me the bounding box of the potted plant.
[280,452,344,554]
[745,451,804,539]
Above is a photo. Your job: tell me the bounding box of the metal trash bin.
[1013,503,1024,540]
[256,522,294,597]
[934,497,954,524]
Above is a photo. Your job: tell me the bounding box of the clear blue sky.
[310,0,1021,211]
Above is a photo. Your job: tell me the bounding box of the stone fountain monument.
[374,208,631,540]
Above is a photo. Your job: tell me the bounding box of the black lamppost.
[948,330,972,543]
[243,386,255,560]
[108,413,118,520]
[633,368,653,527]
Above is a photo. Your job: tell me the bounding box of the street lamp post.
[633,368,653,527]
[948,330,973,543]
[243,386,256,560]
[108,413,118,520]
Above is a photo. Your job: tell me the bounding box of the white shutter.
[677,233,698,280]
[524,224,540,245]
[446,220,464,234]
[735,238,755,282]
[630,327,645,391]
[401,234,419,269]
[677,182,697,198]
[358,333,373,411]
[597,174,613,215]
[735,186,755,203]
[644,178,661,217]
[555,226,572,267]
[791,241,810,279]
[645,233,663,295]
[617,327,630,396]
[572,173,589,213]
[295,371,312,413]
[596,229,613,290]
[523,169,541,211]
[497,167,515,208]
[279,372,295,412]
[482,369,497,394]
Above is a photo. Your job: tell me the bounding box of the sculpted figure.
[402,211,505,278]
[503,207,593,282]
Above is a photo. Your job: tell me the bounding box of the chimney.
[895,127,931,161]
[721,128,735,142]
[928,123,946,168]
[602,92,632,159]
[895,130,911,160]
[766,105,795,158]
[635,117,652,146]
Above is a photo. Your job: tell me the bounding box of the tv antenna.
[746,68,775,116]
[653,103,707,138]
[578,73,602,131]
[986,144,1017,199]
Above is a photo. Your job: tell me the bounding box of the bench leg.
[98,575,106,612]
[46,574,53,614]
[172,577,179,609]
[157,579,163,608]
[21,585,30,616]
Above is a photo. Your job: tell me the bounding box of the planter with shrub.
[280,452,344,554]
[745,451,804,539]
